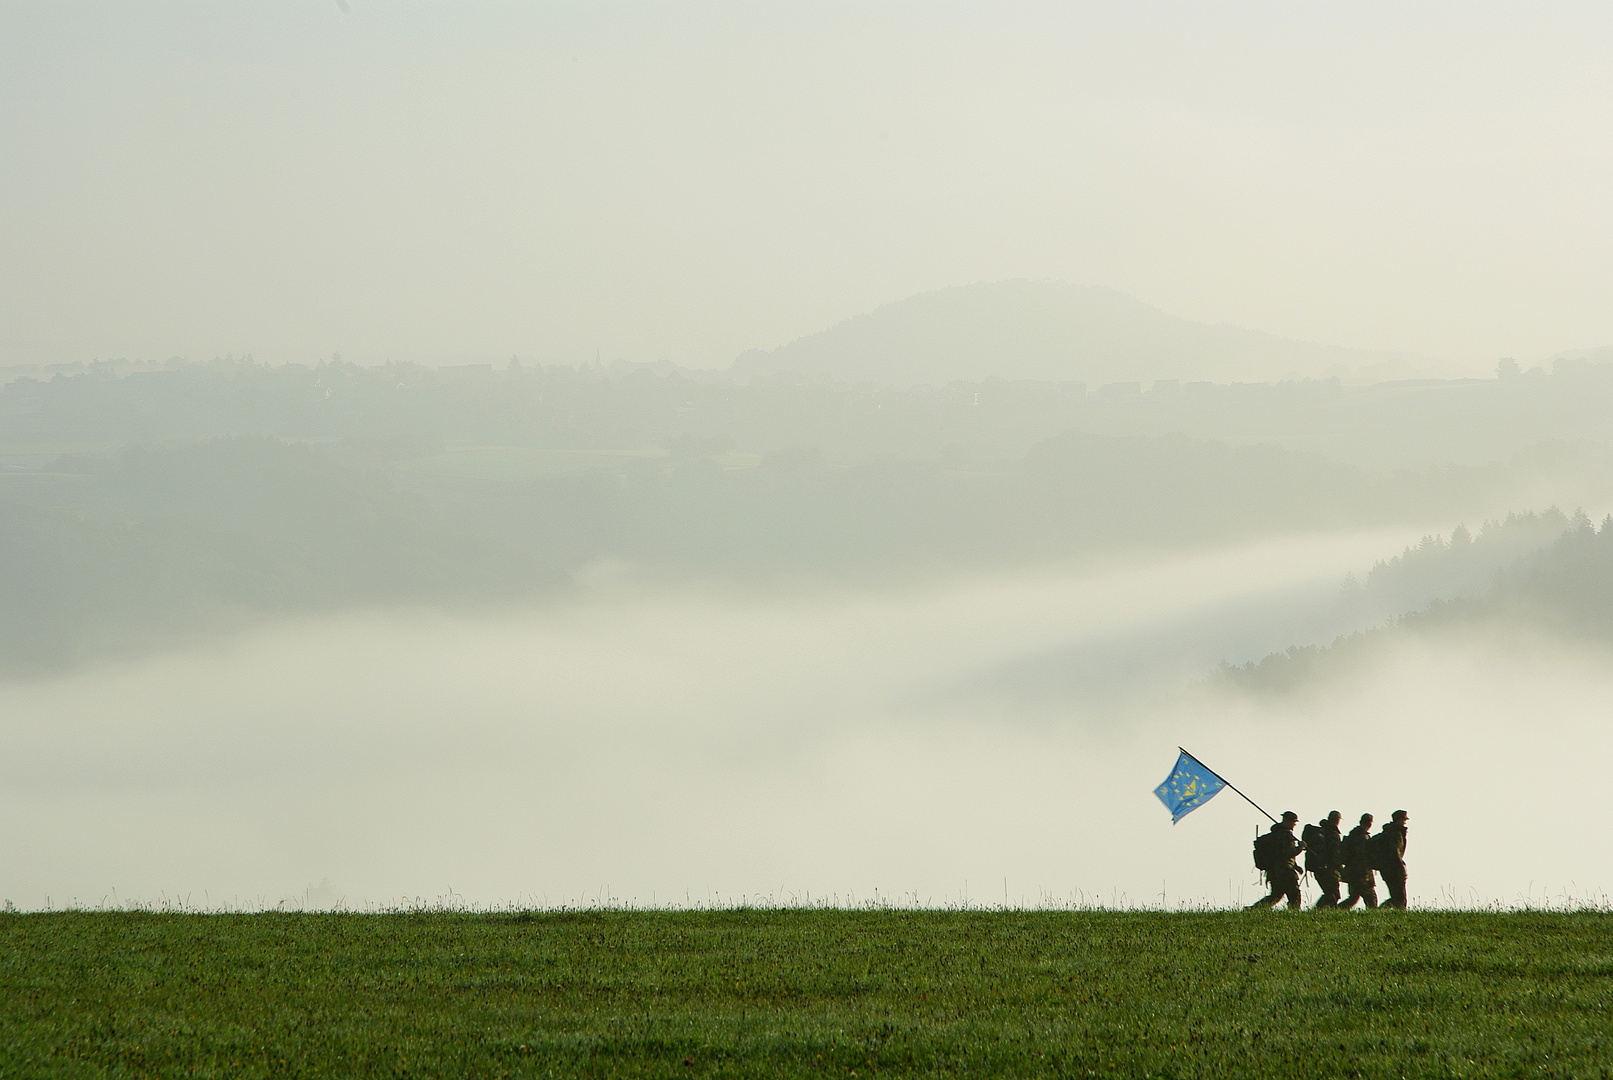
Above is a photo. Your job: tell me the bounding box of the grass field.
[4,909,1611,1078]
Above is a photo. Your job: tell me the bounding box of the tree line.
[1221,510,1613,692]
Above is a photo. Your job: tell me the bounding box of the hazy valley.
[6,288,1613,910]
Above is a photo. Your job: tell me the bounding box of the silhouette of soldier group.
[1248,809,1409,910]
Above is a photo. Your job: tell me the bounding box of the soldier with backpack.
[1371,810,1410,909]
[1302,810,1344,908]
[1247,811,1306,910]
[1338,813,1377,909]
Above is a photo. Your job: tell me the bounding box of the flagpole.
[1178,746,1277,824]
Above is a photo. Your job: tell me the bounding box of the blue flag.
[1154,751,1227,824]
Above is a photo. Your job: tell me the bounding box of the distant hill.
[733,281,1391,387]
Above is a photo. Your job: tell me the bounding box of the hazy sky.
[6,2,1613,368]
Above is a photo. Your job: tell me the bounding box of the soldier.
[1374,810,1410,909]
[1304,810,1344,908]
[1248,811,1305,910]
[1338,813,1377,909]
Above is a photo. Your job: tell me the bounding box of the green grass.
[4,910,1612,1078]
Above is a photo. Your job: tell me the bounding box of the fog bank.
[2,529,1607,912]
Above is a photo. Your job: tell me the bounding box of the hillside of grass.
[4,910,1611,1078]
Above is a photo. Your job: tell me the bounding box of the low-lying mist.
[3,526,1607,912]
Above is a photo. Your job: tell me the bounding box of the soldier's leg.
[1338,874,1360,909]
[1283,876,1302,909]
[1246,872,1289,909]
[1383,871,1407,909]
[1313,869,1340,908]
[1361,874,1378,909]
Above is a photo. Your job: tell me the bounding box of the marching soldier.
[1248,811,1305,910]
[1338,813,1377,909]
[1304,810,1344,908]
[1374,810,1410,909]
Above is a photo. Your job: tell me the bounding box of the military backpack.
[1340,830,1367,869]
[1367,830,1399,872]
[1252,831,1284,873]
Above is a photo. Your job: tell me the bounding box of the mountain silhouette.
[733,280,1387,387]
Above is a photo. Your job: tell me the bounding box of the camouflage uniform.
[1377,816,1409,910]
[1248,819,1305,910]
[1306,815,1344,908]
[1338,822,1377,909]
